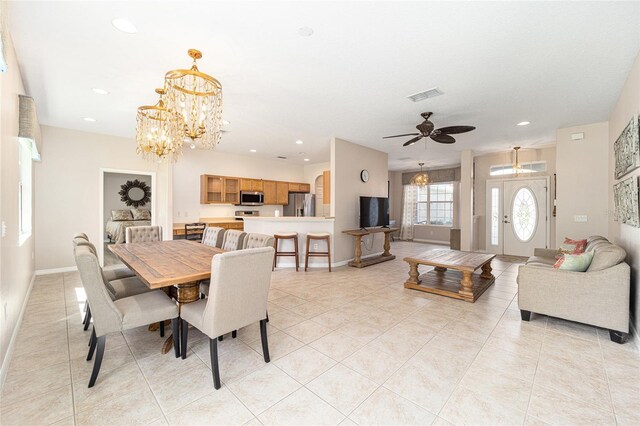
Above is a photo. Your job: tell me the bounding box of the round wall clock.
[360,169,369,182]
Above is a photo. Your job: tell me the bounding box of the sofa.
[517,236,630,343]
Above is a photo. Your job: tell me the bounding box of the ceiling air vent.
[277,156,287,159]
[397,157,412,161]
[407,87,443,103]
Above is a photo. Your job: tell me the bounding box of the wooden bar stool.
[305,233,332,272]
[273,232,299,271]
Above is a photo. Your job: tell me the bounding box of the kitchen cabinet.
[263,180,277,205]
[323,170,331,204]
[200,175,224,204]
[276,181,289,205]
[288,182,310,193]
[240,178,263,192]
[224,177,240,204]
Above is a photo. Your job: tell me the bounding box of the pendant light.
[410,162,430,186]
[136,88,182,162]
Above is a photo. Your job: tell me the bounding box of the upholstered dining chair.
[221,230,246,251]
[180,247,275,389]
[72,236,148,331]
[242,233,275,250]
[202,227,226,248]
[74,245,179,388]
[125,225,163,243]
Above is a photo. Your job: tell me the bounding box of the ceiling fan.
[383,112,476,146]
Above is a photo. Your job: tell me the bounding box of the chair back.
[185,223,206,241]
[201,247,274,337]
[74,232,89,240]
[126,225,162,243]
[202,227,226,248]
[243,233,275,250]
[221,230,246,251]
[74,245,123,337]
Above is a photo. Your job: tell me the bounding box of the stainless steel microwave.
[239,191,264,206]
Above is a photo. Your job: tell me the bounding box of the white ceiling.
[7,1,640,170]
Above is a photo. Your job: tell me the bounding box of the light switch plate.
[574,215,588,222]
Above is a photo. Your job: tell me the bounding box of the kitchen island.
[243,216,335,268]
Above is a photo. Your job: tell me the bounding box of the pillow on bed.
[111,210,133,221]
[131,208,151,221]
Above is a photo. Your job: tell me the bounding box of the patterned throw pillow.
[558,237,587,255]
[553,251,594,272]
[131,208,151,220]
[111,210,133,221]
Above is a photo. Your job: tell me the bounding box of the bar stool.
[273,232,299,271]
[305,233,332,272]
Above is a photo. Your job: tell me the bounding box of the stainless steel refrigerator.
[283,193,315,217]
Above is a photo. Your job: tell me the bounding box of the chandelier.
[513,146,522,175]
[136,88,182,162]
[410,162,430,186]
[164,49,223,150]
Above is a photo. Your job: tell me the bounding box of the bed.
[106,209,151,244]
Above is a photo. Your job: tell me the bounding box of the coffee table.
[403,249,496,303]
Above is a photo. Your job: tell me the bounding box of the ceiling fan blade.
[403,136,424,146]
[436,125,476,134]
[383,133,420,139]
[430,134,456,144]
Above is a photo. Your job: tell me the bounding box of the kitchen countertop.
[242,216,335,222]
[173,217,240,229]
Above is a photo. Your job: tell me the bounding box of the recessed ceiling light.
[111,18,137,34]
[295,140,304,145]
[83,117,96,122]
[304,158,310,162]
[297,26,314,37]
[517,121,530,126]
[250,149,257,153]
[92,88,109,95]
[222,120,230,125]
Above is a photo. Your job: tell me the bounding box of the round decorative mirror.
[119,179,151,208]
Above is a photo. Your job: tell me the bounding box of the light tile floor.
[1,241,639,426]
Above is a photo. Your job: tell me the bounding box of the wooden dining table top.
[108,240,224,289]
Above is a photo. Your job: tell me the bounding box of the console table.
[342,227,399,268]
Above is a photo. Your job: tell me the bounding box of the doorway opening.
[485,177,549,257]
[98,168,156,265]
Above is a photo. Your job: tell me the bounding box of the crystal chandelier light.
[164,49,223,150]
[136,88,182,162]
[410,162,430,186]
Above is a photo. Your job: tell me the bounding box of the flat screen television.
[359,196,390,229]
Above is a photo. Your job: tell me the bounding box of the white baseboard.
[35,266,77,275]
[413,239,449,245]
[0,273,36,390]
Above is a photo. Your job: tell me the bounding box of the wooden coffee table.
[404,249,496,303]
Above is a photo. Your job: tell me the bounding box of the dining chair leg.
[83,306,92,331]
[181,319,189,360]
[260,319,270,363]
[218,335,224,341]
[209,338,221,389]
[88,335,106,388]
[171,317,180,358]
[87,327,97,359]
[159,321,165,338]
[232,330,237,339]
[266,311,269,323]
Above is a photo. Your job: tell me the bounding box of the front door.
[486,178,548,257]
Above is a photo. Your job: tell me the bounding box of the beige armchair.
[242,233,275,249]
[74,245,179,387]
[180,247,274,388]
[125,225,163,243]
[221,229,246,251]
[202,226,226,248]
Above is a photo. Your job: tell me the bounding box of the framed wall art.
[614,115,640,179]
[613,176,640,228]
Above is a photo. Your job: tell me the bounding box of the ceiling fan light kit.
[136,49,223,162]
[383,112,475,147]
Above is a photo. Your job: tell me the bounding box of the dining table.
[109,239,224,354]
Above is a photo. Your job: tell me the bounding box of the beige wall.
[35,126,172,270]
[0,26,36,381]
[474,146,557,251]
[608,53,640,330]
[172,149,305,221]
[556,122,609,247]
[388,171,402,225]
[331,137,388,262]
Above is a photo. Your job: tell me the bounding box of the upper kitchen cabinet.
[263,180,277,205]
[240,178,263,192]
[289,182,310,193]
[322,170,331,204]
[276,181,289,205]
[224,177,240,204]
[200,175,224,204]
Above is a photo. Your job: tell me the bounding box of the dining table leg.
[161,282,200,355]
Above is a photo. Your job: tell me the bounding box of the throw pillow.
[553,251,594,272]
[558,237,587,254]
[131,208,151,221]
[111,209,133,221]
